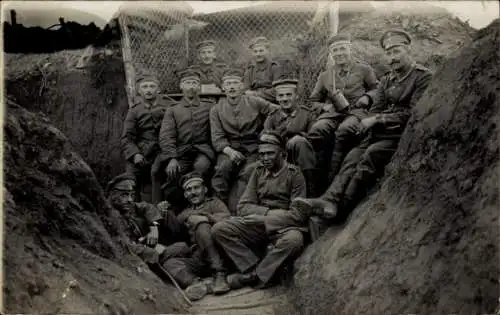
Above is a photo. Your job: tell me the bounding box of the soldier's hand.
[166,158,181,179]
[133,153,146,166]
[146,226,159,246]
[355,95,370,108]
[224,147,245,164]
[360,116,377,130]
[323,104,333,112]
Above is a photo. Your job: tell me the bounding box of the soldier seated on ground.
[210,68,277,211]
[157,69,215,208]
[121,73,175,203]
[189,39,228,94]
[162,172,231,301]
[263,78,320,196]
[243,36,283,103]
[106,173,191,268]
[212,131,310,290]
[295,29,433,226]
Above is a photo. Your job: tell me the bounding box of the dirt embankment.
[284,19,500,315]
[3,98,188,314]
[5,49,128,186]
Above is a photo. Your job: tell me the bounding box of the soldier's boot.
[293,197,338,220]
[185,278,209,301]
[212,272,231,295]
[328,150,345,184]
[227,271,258,290]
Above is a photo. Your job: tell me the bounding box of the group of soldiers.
[109,29,433,301]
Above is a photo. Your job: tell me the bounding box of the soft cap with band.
[327,33,351,47]
[179,68,201,83]
[249,36,271,49]
[222,68,244,82]
[136,73,159,85]
[273,78,299,90]
[196,40,217,51]
[106,173,136,195]
[259,131,285,149]
[380,29,412,50]
[180,172,204,189]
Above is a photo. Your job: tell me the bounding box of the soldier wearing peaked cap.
[243,36,283,103]
[307,33,380,189]
[263,78,320,196]
[162,171,232,300]
[106,173,191,268]
[189,39,228,91]
[121,73,176,203]
[295,29,433,229]
[156,68,215,206]
[210,68,278,212]
[211,130,309,290]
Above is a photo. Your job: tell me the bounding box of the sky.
[2,1,499,29]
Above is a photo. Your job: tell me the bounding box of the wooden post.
[10,10,17,26]
[119,15,136,107]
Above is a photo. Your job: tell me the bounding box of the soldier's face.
[252,45,269,62]
[276,86,297,111]
[258,144,281,169]
[385,45,412,72]
[198,47,217,65]
[329,43,351,66]
[222,78,243,97]
[183,181,207,206]
[110,189,135,213]
[138,80,159,100]
[180,79,201,97]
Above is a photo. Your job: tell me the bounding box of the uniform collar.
[140,97,158,109]
[227,96,242,106]
[181,96,200,107]
[280,108,297,118]
[263,161,287,178]
[253,58,270,70]
[389,63,416,82]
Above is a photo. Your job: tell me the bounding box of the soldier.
[162,172,231,301]
[243,36,283,103]
[307,34,379,184]
[157,69,214,206]
[189,40,228,93]
[121,74,175,203]
[295,29,433,222]
[106,173,190,267]
[210,68,277,209]
[212,131,310,289]
[263,78,319,196]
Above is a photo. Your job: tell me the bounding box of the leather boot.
[213,272,231,295]
[293,197,338,220]
[303,169,319,198]
[226,271,258,289]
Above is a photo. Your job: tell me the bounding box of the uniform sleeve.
[309,72,327,103]
[367,76,388,113]
[210,106,230,152]
[290,169,307,199]
[120,109,141,161]
[263,113,275,131]
[135,202,162,224]
[251,96,278,116]
[159,107,177,161]
[374,71,433,127]
[176,208,194,224]
[237,169,270,216]
[215,63,228,87]
[207,198,231,222]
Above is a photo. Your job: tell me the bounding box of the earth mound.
[285,18,500,315]
[4,48,128,186]
[3,98,188,314]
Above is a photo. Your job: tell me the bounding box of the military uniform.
[210,94,276,206]
[307,34,379,185]
[121,95,176,203]
[158,96,215,204]
[164,197,231,288]
[212,142,308,286]
[106,174,190,266]
[243,37,283,103]
[190,62,228,88]
[319,30,433,219]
